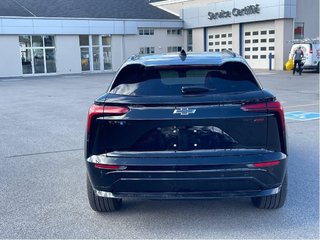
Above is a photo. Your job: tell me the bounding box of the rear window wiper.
[181,86,209,95]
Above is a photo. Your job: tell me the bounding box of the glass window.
[79,35,113,71]
[221,41,226,45]
[19,35,56,75]
[269,46,275,51]
[294,22,304,39]
[245,55,250,59]
[45,49,56,73]
[269,30,275,34]
[252,55,258,59]
[141,47,155,54]
[269,38,275,42]
[215,34,220,38]
[103,47,112,70]
[253,47,258,51]
[209,42,213,46]
[21,49,32,74]
[261,47,267,51]
[102,36,111,45]
[79,35,89,46]
[215,49,219,52]
[215,42,220,45]
[139,29,154,35]
[44,36,54,47]
[221,34,226,38]
[209,49,213,52]
[19,36,31,48]
[228,33,232,37]
[32,36,43,47]
[261,31,267,35]
[245,32,251,36]
[33,49,45,73]
[261,39,267,43]
[209,35,213,39]
[92,35,100,46]
[228,41,232,44]
[253,31,259,35]
[260,55,267,59]
[177,29,181,35]
[187,29,193,52]
[167,46,182,52]
[245,47,250,51]
[93,47,100,71]
[253,39,259,43]
[81,48,90,71]
[245,39,250,44]
[110,63,260,96]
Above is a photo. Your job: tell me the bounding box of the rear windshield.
[110,62,260,96]
[290,44,310,55]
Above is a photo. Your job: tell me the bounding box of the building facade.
[153,0,319,70]
[0,19,183,77]
[0,0,319,77]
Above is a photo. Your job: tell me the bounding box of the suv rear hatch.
[86,62,285,159]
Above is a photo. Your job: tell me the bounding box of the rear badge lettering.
[173,108,196,115]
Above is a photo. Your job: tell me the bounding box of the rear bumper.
[303,63,319,70]
[94,187,281,199]
[86,150,287,199]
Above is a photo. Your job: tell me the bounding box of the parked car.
[289,39,320,72]
[85,50,288,212]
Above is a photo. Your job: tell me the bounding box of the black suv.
[85,51,287,212]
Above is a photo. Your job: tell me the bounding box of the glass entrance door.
[79,35,112,71]
[19,35,56,75]
[33,49,45,74]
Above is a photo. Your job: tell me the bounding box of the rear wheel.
[251,173,287,209]
[87,175,122,212]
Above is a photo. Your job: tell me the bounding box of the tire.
[317,63,320,73]
[251,173,287,209]
[87,175,122,212]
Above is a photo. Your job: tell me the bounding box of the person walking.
[293,46,304,75]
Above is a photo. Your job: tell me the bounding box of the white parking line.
[284,103,319,109]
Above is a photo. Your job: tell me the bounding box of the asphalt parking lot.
[0,70,319,239]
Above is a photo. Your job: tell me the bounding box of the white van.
[289,39,320,72]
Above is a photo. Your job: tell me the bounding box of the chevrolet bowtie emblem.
[173,108,196,115]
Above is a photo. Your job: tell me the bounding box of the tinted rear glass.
[110,62,260,96]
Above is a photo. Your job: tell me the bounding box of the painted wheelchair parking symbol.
[285,111,320,121]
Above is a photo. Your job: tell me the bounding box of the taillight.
[94,163,127,170]
[241,101,285,131]
[87,104,129,134]
[309,46,313,54]
[87,105,104,134]
[104,106,129,115]
[251,160,280,168]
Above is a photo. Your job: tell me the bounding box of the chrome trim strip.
[87,155,107,164]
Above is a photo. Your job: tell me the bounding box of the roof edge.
[0,16,183,22]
